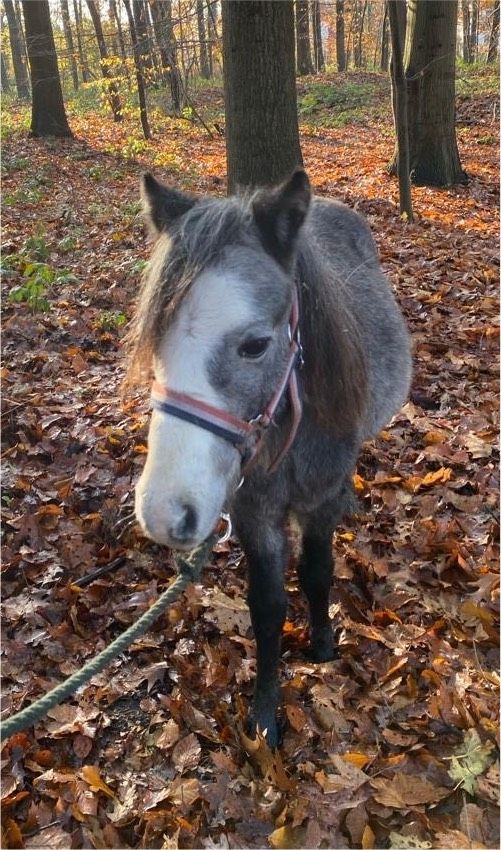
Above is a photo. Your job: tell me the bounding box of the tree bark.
[470,0,479,62]
[1,52,11,93]
[21,0,73,136]
[4,0,30,99]
[222,0,303,192]
[197,0,211,78]
[389,0,466,187]
[123,0,151,138]
[73,0,92,82]
[109,0,129,69]
[388,0,413,221]
[311,0,325,72]
[336,0,346,71]
[60,0,79,91]
[86,0,122,120]
[295,1,313,76]
[150,0,182,112]
[488,0,500,62]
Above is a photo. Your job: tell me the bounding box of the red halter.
[150,290,303,474]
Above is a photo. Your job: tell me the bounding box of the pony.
[127,169,412,747]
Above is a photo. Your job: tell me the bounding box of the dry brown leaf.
[371,773,450,808]
[171,733,201,774]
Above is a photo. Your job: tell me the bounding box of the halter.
[150,289,303,475]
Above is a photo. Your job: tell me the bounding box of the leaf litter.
[1,76,499,848]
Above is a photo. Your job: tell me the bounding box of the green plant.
[23,235,50,262]
[97,310,128,331]
[58,235,78,254]
[127,258,148,278]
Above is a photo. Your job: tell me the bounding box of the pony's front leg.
[235,512,288,748]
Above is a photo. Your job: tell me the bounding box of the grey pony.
[129,169,412,747]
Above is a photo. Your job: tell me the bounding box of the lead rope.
[0,534,216,742]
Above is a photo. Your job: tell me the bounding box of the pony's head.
[128,170,311,549]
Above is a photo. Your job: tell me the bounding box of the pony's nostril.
[170,503,197,543]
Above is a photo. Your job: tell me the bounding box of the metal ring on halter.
[218,512,232,544]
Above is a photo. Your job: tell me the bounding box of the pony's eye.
[238,337,271,359]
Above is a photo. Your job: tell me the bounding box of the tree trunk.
[60,0,79,90]
[86,0,122,120]
[123,0,151,138]
[197,0,211,78]
[21,0,73,136]
[295,1,313,75]
[4,0,30,99]
[388,0,413,220]
[222,0,303,192]
[380,1,390,71]
[462,0,471,61]
[73,0,92,81]
[470,0,479,62]
[207,0,217,76]
[150,0,182,112]
[1,52,11,93]
[390,0,466,187]
[311,0,325,72]
[353,0,368,67]
[133,0,152,71]
[336,0,346,71]
[488,0,500,62]
[109,0,129,69]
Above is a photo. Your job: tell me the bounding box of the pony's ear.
[252,168,311,268]
[141,173,197,233]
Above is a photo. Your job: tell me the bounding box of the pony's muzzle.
[168,502,198,546]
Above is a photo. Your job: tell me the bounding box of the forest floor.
[1,69,499,849]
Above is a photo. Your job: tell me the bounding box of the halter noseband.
[150,289,303,475]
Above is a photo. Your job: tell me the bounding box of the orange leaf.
[81,765,115,798]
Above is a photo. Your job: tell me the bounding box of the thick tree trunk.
[222,0,303,192]
[1,52,11,92]
[86,0,122,120]
[336,0,346,71]
[21,0,72,136]
[123,0,151,138]
[390,0,466,187]
[311,0,325,72]
[4,0,30,99]
[295,1,313,76]
[73,0,92,82]
[388,0,413,220]
[60,0,79,91]
[488,0,500,62]
[197,0,211,78]
[150,0,183,112]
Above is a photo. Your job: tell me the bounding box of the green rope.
[1,535,216,742]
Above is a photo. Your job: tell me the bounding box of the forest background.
[1,1,499,848]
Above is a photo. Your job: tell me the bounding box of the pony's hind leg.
[233,505,288,749]
[297,480,354,661]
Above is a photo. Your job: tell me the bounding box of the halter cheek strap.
[150,289,303,474]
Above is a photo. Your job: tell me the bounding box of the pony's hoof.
[247,714,284,749]
[304,641,339,663]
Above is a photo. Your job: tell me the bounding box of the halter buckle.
[218,512,232,544]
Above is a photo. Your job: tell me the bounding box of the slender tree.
[73,0,92,82]
[150,0,182,112]
[311,0,325,72]
[22,0,73,136]
[295,1,314,75]
[4,0,30,99]
[123,0,151,138]
[488,0,500,62]
[1,52,11,93]
[133,0,152,71]
[222,0,303,192]
[389,0,466,186]
[207,0,218,76]
[60,0,79,91]
[197,0,211,78]
[380,1,390,71]
[86,0,122,120]
[388,0,413,221]
[336,0,346,71]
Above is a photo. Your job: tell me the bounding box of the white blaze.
[135,268,253,548]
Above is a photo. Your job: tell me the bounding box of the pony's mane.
[125,194,368,435]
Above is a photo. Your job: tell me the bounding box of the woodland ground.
[1,68,499,849]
